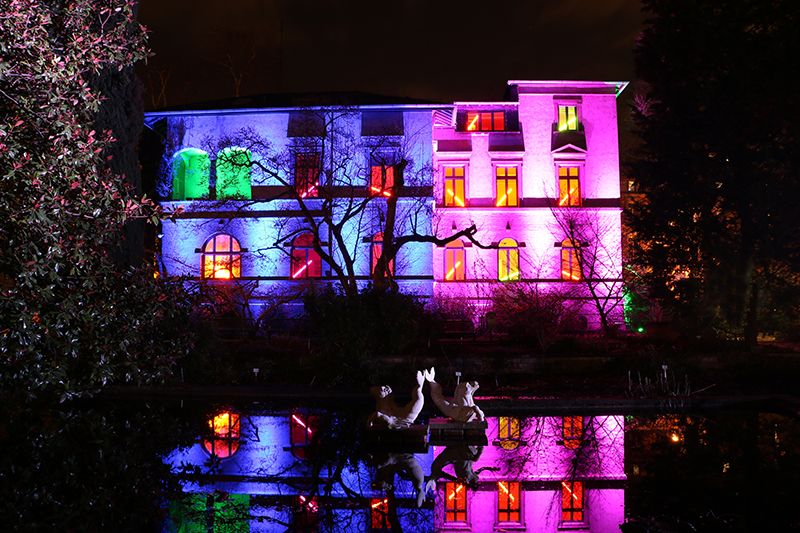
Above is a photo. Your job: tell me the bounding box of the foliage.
[0,0,195,399]
[629,0,800,343]
[489,284,578,351]
[303,285,424,384]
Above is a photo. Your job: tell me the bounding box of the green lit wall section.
[168,493,250,533]
[216,147,252,200]
[172,148,210,200]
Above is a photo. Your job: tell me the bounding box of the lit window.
[558,166,581,207]
[498,238,520,282]
[172,148,210,200]
[202,411,240,458]
[558,105,579,132]
[562,416,583,449]
[495,167,518,207]
[370,498,390,529]
[497,481,521,523]
[295,153,320,198]
[561,239,581,281]
[444,166,466,207]
[216,147,252,199]
[444,482,467,523]
[294,495,319,530]
[371,165,394,197]
[444,241,465,281]
[291,233,322,278]
[466,111,505,131]
[372,232,394,276]
[290,411,319,460]
[498,416,521,450]
[561,480,584,522]
[202,234,242,279]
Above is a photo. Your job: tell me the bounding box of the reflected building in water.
[165,410,625,532]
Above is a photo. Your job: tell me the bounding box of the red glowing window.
[444,482,467,522]
[291,233,322,279]
[561,480,584,522]
[202,411,240,458]
[498,416,521,450]
[444,241,465,281]
[202,234,242,279]
[290,411,319,459]
[562,416,584,449]
[558,166,581,207]
[465,111,505,131]
[372,232,394,276]
[370,498,390,529]
[495,167,518,207]
[295,495,319,531]
[443,166,466,207]
[498,481,521,523]
[371,165,395,197]
[295,153,320,198]
[561,239,581,281]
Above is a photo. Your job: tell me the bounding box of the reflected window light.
[202,411,241,458]
[444,482,467,523]
[498,416,521,450]
[498,481,521,523]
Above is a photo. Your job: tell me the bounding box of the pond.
[3,392,799,532]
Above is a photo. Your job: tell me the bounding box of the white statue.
[425,445,484,494]
[424,367,485,423]
[367,370,425,429]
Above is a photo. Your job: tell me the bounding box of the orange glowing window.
[558,166,581,207]
[202,411,240,458]
[295,153,320,198]
[498,481,521,523]
[495,167,518,207]
[562,416,584,449]
[498,416,521,450]
[371,165,394,197]
[444,241,465,281]
[372,232,394,276]
[444,166,466,207]
[561,480,584,522]
[370,498,390,529]
[202,234,242,279]
[444,482,467,522]
[465,111,505,131]
[290,411,319,459]
[291,233,322,278]
[561,239,581,281]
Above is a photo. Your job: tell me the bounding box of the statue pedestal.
[364,425,430,453]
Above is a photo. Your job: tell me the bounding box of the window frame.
[443,165,466,207]
[561,480,584,522]
[371,232,394,276]
[444,482,468,524]
[557,164,582,207]
[562,416,584,449]
[495,165,519,207]
[497,481,521,524]
[465,110,505,132]
[215,147,252,200]
[498,416,521,450]
[290,411,319,460]
[172,148,210,200]
[291,233,323,279]
[295,152,321,198]
[498,238,520,282]
[557,104,580,132]
[202,411,241,459]
[370,498,390,530]
[561,239,581,282]
[444,241,465,281]
[202,234,242,279]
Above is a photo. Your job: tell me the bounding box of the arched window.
[498,416,521,450]
[498,238,520,282]
[172,148,210,200]
[372,232,394,276]
[202,411,240,459]
[291,233,322,278]
[495,166,518,207]
[202,234,241,279]
[216,147,252,199]
[561,239,581,281]
[445,241,465,281]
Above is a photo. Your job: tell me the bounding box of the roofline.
[508,80,629,97]
[144,103,450,122]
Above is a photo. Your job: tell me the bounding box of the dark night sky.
[137,0,646,110]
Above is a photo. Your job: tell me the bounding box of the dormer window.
[558,105,579,132]
[466,111,505,132]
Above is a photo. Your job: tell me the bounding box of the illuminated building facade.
[146,81,626,327]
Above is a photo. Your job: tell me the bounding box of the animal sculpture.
[367,370,425,429]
